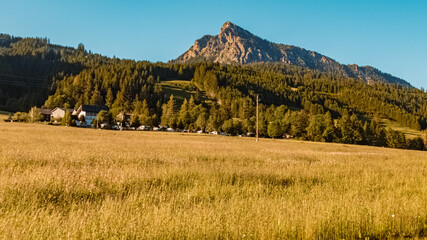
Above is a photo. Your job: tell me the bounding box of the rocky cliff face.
[174,21,410,87]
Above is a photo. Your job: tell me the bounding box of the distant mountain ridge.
[174,21,411,87]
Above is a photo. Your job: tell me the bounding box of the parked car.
[137,125,152,131]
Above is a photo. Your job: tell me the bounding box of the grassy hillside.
[0,122,426,239]
[382,118,423,139]
[160,79,213,106]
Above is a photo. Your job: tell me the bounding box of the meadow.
[0,119,426,239]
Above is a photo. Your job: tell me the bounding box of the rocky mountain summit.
[175,21,410,87]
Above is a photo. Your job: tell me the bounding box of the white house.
[74,105,109,126]
[51,107,74,121]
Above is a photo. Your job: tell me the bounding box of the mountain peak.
[173,22,411,87]
[220,21,236,33]
[219,21,252,38]
[221,21,233,29]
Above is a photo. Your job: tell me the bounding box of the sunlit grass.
[0,121,426,239]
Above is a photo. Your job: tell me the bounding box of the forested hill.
[0,34,112,111]
[1,33,427,150]
[174,21,411,87]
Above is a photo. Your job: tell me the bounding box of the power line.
[0,73,51,89]
[0,79,50,88]
[0,73,49,82]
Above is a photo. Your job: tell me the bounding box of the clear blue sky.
[1,0,426,89]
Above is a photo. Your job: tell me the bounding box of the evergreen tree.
[178,98,191,129]
[105,88,114,108]
[161,95,177,128]
[196,113,208,131]
[322,112,336,142]
[90,86,103,105]
[338,112,363,144]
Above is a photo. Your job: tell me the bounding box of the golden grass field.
[0,119,426,239]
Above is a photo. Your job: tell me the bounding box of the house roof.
[37,108,52,115]
[52,107,74,113]
[77,105,109,114]
[117,112,133,116]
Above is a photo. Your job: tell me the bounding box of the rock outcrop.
[174,21,410,87]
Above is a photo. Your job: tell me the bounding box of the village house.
[36,108,52,122]
[74,105,109,127]
[116,112,132,125]
[51,107,74,121]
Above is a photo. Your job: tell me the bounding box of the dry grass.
[0,121,426,239]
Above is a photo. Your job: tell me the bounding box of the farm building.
[36,108,52,122]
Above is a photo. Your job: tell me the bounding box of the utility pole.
[256,94,259,142]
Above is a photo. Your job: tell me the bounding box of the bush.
[12,112,28,122]
[3,114,12,122]
[28,106,43,122]
[61,111,72,126]
[407,137,425,150]
[97,110,113,129]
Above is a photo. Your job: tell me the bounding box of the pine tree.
[139,99,152,126]
[161,95,176,128]
[90,86,103,105]
[322,112,336,142]
[196,113,208,131]
[105,89,114,108]
[178,98,191,129]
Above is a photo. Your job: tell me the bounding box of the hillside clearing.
[382,118,423,139]
[160,80,213,105]
[0,121,426,239]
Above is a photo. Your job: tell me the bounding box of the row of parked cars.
[101,124,258,138]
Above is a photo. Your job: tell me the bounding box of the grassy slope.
[161,80,213,106]
[381,118,422,139]
[0,122,426,239]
